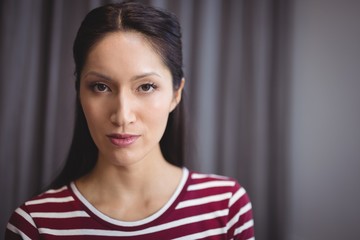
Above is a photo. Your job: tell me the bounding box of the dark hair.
[51,1,185,188]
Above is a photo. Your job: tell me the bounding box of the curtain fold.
[0,1,292,239]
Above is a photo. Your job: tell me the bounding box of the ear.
[170,78,185,112]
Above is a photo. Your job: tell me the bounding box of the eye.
[138,83,157,93]
[92,83,110,92]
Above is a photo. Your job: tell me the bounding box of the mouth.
[106,133,140,147]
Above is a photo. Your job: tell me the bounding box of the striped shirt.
[6,168,255,239]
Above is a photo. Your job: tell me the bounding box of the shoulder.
[182,170,254,238]
[5,185,75,239]
[21,185,75,213]
[186,170,247,195]
[181,170,252,209]
[11,184,73,216]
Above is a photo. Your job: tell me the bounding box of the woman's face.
[80,32,183,168]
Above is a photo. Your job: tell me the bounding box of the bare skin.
[76,158,182,221]
[75,31,185,221]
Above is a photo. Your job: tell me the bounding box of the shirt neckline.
[70,167,189,227]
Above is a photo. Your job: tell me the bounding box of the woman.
[6,2,254,239]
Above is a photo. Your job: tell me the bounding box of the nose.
[110,92,136,127]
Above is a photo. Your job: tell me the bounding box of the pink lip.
[107,134,140,147]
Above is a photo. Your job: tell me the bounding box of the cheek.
[142,96,173,128]
[81,98,107,131]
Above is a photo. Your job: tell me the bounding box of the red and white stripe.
[6,168,255,239]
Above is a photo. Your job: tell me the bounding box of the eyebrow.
[83,71,162,82]
[131,72,162,81]
[83,71,113,82]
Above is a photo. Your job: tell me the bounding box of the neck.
[96,159,171,192]
[74,151,183,221]
[77,151,182,198]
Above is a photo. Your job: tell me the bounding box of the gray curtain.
[0,0,292,239]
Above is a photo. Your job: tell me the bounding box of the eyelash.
[137,83,158,93]
[89,82,157,93]
[90,82,110,92]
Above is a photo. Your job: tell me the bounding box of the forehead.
[88,31,156,61]
[82,31,170,79]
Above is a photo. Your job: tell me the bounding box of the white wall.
[288,0,360,239]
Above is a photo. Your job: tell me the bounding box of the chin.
[105,153,144,168]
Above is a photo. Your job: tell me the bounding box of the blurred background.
[1,0,360,239]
